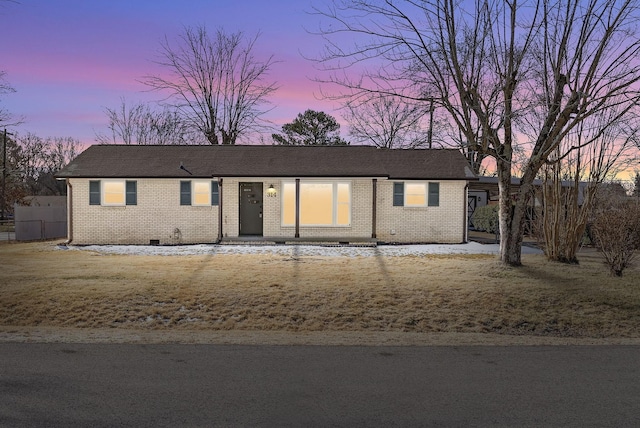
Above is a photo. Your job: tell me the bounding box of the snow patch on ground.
[62,242,542,257]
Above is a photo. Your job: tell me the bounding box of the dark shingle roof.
[56,145,476,180]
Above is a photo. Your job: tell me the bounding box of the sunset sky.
[1,0,343,145]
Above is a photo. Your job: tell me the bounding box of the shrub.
[591,201,640,277]
[471,205,499,234]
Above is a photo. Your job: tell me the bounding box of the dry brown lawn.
[1,240,639,341]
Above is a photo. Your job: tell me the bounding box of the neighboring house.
[55,145,476,245]
[468,176,592,232]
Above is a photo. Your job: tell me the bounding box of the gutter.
[371,179,377,239]
[463,183,468,243]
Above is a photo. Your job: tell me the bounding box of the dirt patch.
[1,241,639,345]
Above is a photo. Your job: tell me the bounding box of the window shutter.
[180,181,191,206]
[393,182,404,206]
[89,181,101,205]
[211,181,219,206]
[428,182,440,207]
[126,181,137,205]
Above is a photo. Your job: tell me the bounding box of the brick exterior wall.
[68,177,467,245]
[69,178,219,245]
[375,180,468,243]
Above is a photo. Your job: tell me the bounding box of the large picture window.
[282,181,351,227]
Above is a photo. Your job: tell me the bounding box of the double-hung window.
[89,180,137,206]
[393,182,439,207]
[282,181,351,226]
[180,180,219,206]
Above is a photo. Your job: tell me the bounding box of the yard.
[1,240,639,344]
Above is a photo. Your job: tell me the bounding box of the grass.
[1,241,639,338]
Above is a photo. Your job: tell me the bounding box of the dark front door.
[239,182,263,236]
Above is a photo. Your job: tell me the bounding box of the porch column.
[295,178,300,238]
[218,178,223,242]
[371,179,377,239]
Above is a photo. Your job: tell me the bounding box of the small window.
[91,180,137,206]
[180,180,218,206]
[89,181,100,205]
[393,182,440,207]
[193,181,210,206]
[104,181,125,205]
[405,183,427,207]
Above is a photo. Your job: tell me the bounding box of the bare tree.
[16,133,46,194]
[143,26,278,145]
[540,105,639,263]
[0,131,24,219]
[13,133,81,196]
[38,136,82,194]
[314,0,640,266]
[96,99,206,145]
[343,95,431,148]
[0,71,15,126]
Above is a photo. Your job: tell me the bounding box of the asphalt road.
[1,343,639,427]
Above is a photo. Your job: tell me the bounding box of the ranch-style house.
[55,145,476,245]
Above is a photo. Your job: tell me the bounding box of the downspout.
[371,179,377,239]
[295,178,300,238]
[463,183,469,243]
[66,179,73,244]
[217,178,223,243]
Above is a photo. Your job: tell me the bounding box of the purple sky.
[1,0,343,145]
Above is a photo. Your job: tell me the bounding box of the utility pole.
[427,98,434,149]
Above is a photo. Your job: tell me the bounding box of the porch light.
[266,184,277,197]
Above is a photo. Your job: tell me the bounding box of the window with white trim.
[89,180,137,206]
[393,182,439,207]
[180,180,219,206]
[282,181,351,226]
[405,183,427,206]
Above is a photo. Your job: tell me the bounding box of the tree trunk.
[497,158,533,266]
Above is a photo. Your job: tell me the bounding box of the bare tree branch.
[95,98,206,145]
[142,26,278,145]
[313,0,640,266]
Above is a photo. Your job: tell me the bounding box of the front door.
[239,182,263,236]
